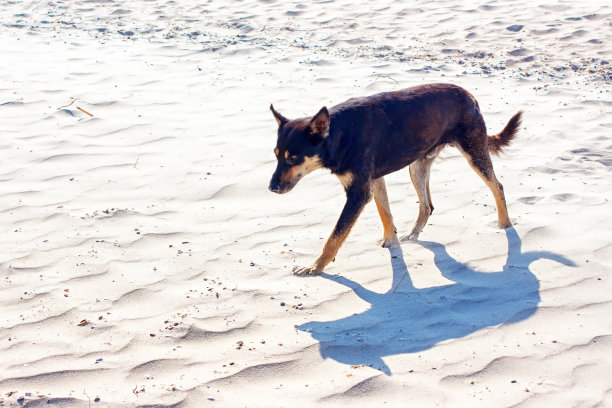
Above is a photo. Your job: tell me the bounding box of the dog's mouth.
[269,170,306,194]
[268,179,299,194]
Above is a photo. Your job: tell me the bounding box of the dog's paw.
[399,231,419,242]
[498,219,512,229]
[378,237,400,248]
[292,265,323,276]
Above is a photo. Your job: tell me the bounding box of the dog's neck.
[319,119,358,176]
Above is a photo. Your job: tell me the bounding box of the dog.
[269,83,522,275]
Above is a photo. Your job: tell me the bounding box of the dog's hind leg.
[458,135,512,229]
[402,158,434,241]
[372,177,399,248]
[401,147,441,241]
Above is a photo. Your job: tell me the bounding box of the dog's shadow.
[298,228,575,375]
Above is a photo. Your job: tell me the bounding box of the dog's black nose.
[268,182,281,193]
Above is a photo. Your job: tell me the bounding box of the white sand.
[1,1,611,407]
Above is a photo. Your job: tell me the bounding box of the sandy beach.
[1,1,611,407]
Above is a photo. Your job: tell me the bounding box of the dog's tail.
[488,111,523,155]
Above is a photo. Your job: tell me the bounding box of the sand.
[1,0,611,407]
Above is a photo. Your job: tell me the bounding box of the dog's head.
[268,105,329,194]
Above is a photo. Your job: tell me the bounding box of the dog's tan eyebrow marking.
[284,151,289,159]
[274,148,279,157]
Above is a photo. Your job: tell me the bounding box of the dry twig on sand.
[77,106,94,117]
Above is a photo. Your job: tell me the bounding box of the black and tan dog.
[269,83,522,275]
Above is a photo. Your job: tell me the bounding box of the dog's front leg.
[294,183,371,276]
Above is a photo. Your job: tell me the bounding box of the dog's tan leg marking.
[401,147,442,241]
[294,185,371,276]
[458,147,511,229]
[371,177,399,248]
[402,159,434,241]
[293,225,353,276]
[487,177,511,228]
[305,228,352,275]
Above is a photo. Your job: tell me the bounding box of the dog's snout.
[268,181,281,194]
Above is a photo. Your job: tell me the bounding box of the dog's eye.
[286,155,299,165]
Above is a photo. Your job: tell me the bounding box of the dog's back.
[325,84,483,178]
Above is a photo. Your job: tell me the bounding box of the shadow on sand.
[299,228,575,375]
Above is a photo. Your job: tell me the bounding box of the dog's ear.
[270,104,288,127]
[309,107,329,138]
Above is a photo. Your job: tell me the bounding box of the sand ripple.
[1,0,611,407]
